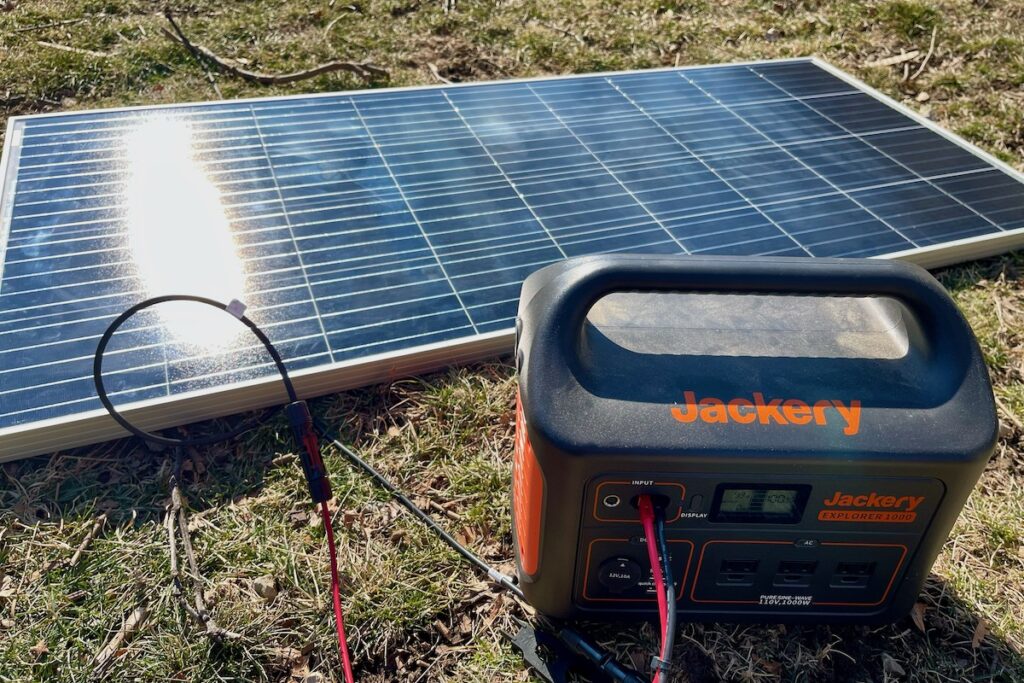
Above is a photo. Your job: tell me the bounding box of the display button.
[689,494,704,510]
[597,557,643,593]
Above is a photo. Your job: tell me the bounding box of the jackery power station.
[511,255,997,622]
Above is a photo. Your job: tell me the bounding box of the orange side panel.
[513,390,543,576]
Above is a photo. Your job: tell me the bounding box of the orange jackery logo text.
[670,391,862,436]
[817,490,924,523]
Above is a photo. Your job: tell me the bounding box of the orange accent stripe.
[513,390,543,576]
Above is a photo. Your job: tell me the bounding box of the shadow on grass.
[566,571,1024,682]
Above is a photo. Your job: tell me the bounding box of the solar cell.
[2,57,1024,460]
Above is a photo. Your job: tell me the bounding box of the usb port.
[830,561,875,588]
[774,560,817,587]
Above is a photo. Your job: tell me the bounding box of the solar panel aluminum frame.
[0,56,1022,463]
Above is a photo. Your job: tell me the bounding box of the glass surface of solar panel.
[2,59,1024,444]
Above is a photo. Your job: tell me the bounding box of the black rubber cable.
[312,416,526,600]
[654,509,676,683]
[92,295,297,447]
[315,418,645,683]
[94,294,642,682]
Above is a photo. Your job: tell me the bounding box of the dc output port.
[602,494,621,509]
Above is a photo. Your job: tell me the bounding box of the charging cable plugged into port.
[638,494,675,683]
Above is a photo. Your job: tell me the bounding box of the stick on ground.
[166,448,241,642]
[92,603,150,677]
[162,9,387,84]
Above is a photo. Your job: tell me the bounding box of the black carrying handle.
[536,255,972,367]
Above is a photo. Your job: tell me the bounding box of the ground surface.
[1,1,1024,681]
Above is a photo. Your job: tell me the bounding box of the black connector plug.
[557,626,646,683]
[286,401,332,504]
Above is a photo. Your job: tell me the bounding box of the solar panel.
[2,58,1024,460]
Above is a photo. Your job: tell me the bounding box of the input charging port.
[830,562,875,588]
[602,494,621,509]
[629,493,671,511]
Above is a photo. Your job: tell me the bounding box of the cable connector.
[286,401,332,504]
[556,626,646,683]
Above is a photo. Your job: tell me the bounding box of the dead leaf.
[882,653,905,677]
[268,642,313,668]
[972,618,988,649]
[910,602,927,632]
[253,575,279,603]
[288,510,308,528]
[29,640,48,659]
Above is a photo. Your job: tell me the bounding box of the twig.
[157,22,223,98]
[166,448,242,642]
[427,63,453,84]
[865,50,920,68]
[92,603,150,676]
[428,499,463,522]
[163,9,387,84]
[15,17,88,32]
[323,14,346,42]
[68,512,107,569]
[36,40,110,58]
[533,20,585,45]
[32,512,108,580]
[908,25,938,82]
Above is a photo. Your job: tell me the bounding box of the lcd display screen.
[711,484,810,523]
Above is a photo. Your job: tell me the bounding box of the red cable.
[321,501,356,683]
[639,496,670,683]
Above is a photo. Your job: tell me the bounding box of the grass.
[2,0,1024,681]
